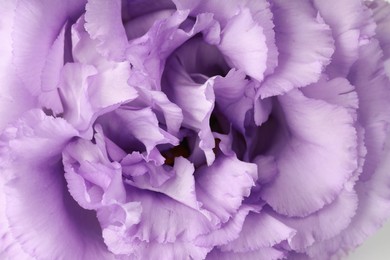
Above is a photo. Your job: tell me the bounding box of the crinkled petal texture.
[2,0,390,259]
[0,110,114,259]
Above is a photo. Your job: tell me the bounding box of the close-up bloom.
[1,0,390,259]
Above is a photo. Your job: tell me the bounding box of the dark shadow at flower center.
[121,0,176,40]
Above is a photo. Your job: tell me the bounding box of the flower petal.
[0,0,36,130]
[220,210,296,252]
[196,205,258,248]
[206,247,285,260]
[124,188,214,244]
[272,188,358,251]
[258,0,334,98]
[84,0,128,61]
[163,56,216,164]
[12,0,86,95]
[58,63,97,134]
[349,40,390,181]
[313,0,376,77]
[213,69,255,133]
[370,0,390,58]
[195,155,257,223]
[218,8,267,82]
[261,90,358,217]
[1,110,113,259]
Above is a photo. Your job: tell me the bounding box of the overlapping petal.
[0,110,113,259]
[261,90,358,217]
[258,0,335,98]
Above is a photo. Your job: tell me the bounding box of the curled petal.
[261,90,358,217]
[196,155,257,223]
[85,0,128,61]
[0,110,113,259]
[12,0,86,95]
[206,247,286,260]
[218,8,267,82]
[258,0,334,98]
[220,210,296,252]
[0,0,35,130]
[313,0,376,77]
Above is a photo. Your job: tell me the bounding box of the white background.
[348,220,390,259]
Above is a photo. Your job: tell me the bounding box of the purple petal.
[196,205,258,248]
[220,210,295,252]
[218,8,267,81]
[163,56,216,164]
[103,188,214,253]
[196,155,257,223]
[0,1,36,130]
[63,133,126,210]
[258,0,335,98]
[12,0,86,95]
[135,88,183,136]
[58,63,97,134]
[105,107,178,159]
[88,61,139,109]
[84,0,128,61]
[1,110,113,259]
[313,0,376,77]
[272,188,358,251]
[370,0,390,58]
[245,0,278,76]
[261,90,358,217]
[301,77,359,118]
[213,69,254,133]
[349,40,390,181]
[39,22,67,115]
[206,247,285,260]
[135,241,211,260]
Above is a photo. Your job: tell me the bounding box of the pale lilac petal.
[39,22,67,115]
[245,0,278,76]
[213,69,254,133]
[370,0,390,58]
[196,205,258,248]
[12,0,86,95]
[206,247,285,260]
[124,188,214,244]
[58,63,97,134]
[253,155,279,185]
[163,57,216,164]
[306,141,390,258]
[272,189,358,251]
[301,77,359,117]
[196,155,257,223]
[218,8,267,82]
[107,107,179,158]
[258,0,334,98]
[123,156,199,210]
[63,135,126,210]
[1,110,113,259]
[127,10,218,89]
[349,40,390,181]
[261,90,358,217]
[0,172,31,259]
[135,88,183,136]
[136,241,211,260]
[220,210,296,252]
[0,0,36,130]
[71,15,107,66]
[313,0,376,77]
[88,61,139,109]
[84,0,128,61]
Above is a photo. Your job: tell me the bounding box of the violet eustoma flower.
[1,0,390,259]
